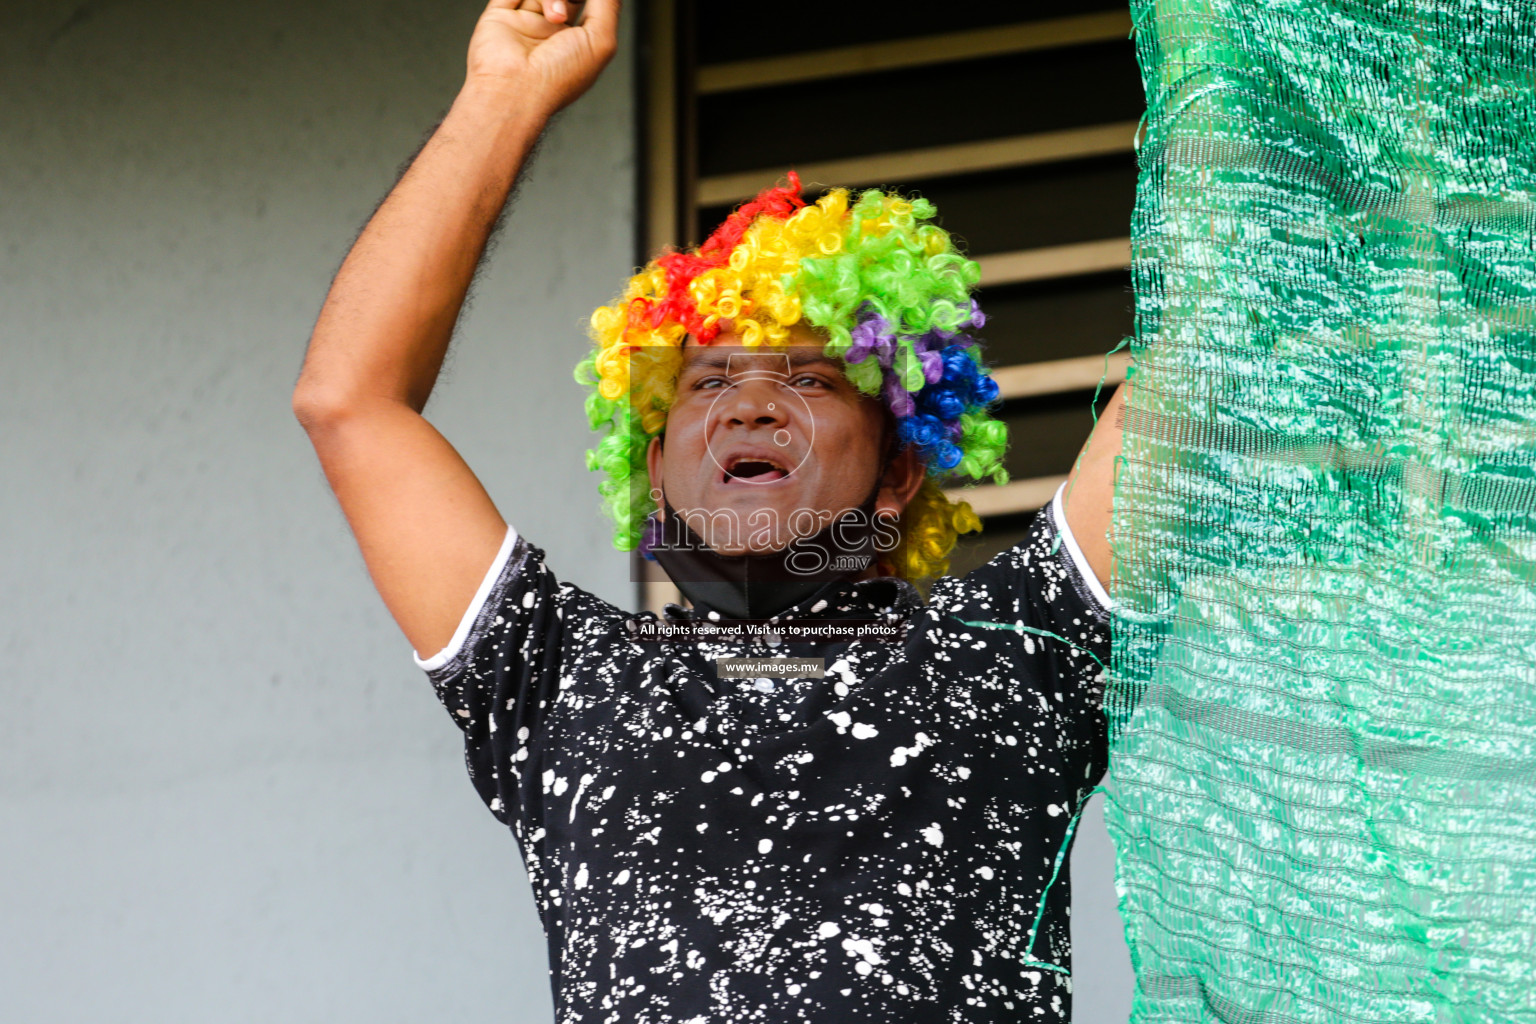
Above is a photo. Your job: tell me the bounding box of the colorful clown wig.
[575,173,1008,579]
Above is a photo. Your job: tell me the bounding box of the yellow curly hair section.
[890,479,985,580]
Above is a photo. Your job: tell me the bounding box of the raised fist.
[465,0,619,115]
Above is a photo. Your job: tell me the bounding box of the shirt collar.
[663,574,923,625]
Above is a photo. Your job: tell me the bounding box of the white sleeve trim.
[412,524,520,672]
[1050,483,1115,614]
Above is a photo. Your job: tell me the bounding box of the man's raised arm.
[291,0,619,660]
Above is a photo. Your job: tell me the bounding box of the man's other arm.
[291,0,620,659]
[1061,382,1127,595]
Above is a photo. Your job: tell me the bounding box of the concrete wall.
[2,1,632,1019]
[1,1,1131,1020]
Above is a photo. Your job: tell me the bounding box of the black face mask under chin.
[647,485,892,621]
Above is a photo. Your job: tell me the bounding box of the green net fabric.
[1105,1,1536,1021]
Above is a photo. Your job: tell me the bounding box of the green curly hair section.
[797,191,980,367]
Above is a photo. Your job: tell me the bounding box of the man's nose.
[718,377,792,428]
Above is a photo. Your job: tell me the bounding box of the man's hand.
[467,0,620,115]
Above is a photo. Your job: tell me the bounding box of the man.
[292,1,1127,1020]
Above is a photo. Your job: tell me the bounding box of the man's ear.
[875,445,926,520]
[646,435,665,519]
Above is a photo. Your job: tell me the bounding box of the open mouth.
[723,454,791,484]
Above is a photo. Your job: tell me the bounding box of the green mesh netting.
[1105,1,1536,1021]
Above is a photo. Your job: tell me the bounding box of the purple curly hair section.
[844,302,1000,473]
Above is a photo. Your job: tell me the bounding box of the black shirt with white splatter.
[416,494,1109,1023]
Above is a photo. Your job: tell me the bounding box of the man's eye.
[694,376,729,389]
[792,375,827,388]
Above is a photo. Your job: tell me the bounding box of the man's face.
[646,324,923,557]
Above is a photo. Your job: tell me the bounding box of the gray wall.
[3,1,631,1020]
[1,1,1130,1020]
